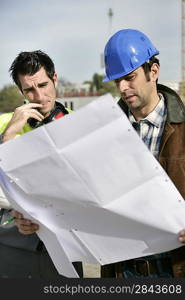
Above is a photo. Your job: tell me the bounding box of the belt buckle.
[133,258,151,276]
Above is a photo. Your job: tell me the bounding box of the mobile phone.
[27,117,41,128]
[23,99,42,128]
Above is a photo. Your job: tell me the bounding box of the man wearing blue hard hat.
[101,29,185,278]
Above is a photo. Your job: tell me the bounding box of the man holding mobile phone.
[0,50,83,278]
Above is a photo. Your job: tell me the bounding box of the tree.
[92,73,103,91]
[0,85,24,113]
[89,73,119,97]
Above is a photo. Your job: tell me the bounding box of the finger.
[18,226,39,235]
[28,110,45,120]
[16,223,39,235]
[15,218,32,226]
[10,210,23,219]
[178,229,185,243]
[19,108,44,119]
[179,229,185,236]
[23,103,43,109]
[15,103,43,114]
[11,108,44,123]
[179,236,185,243]
[18,223,39,231]
[15,218,39,229]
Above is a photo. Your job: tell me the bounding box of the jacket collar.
[117,84,185,123]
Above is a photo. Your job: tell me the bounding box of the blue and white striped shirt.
[129,94,167,159]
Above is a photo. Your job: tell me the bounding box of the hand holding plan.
[0,94,185,277]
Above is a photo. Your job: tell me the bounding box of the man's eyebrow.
[124,72,136,78]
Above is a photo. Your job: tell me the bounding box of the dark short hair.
[9,50,55,90]
[142,56,160,82]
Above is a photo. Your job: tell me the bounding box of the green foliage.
[89,73,119,97]
[0,85,24,113]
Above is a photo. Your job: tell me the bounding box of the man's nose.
[34,88,42,101]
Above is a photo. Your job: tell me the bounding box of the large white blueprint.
[0,94,185,277]
[0,187,10,209]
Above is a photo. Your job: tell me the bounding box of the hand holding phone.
[2,101,44,142]
[23,99,44,128]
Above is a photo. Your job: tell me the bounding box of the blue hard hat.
[103,29,159,82]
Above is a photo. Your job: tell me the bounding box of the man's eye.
[126,76,135,81]
[25,88,33,93]
[39,83,47,88]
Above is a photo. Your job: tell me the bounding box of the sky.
[0,0,181,89]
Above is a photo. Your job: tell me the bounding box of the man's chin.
[124,101,138,109]
[41,109,50,117]
[41,103,55,117]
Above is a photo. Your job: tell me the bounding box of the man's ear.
[53,73,58,88]
[150,63,160,82]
